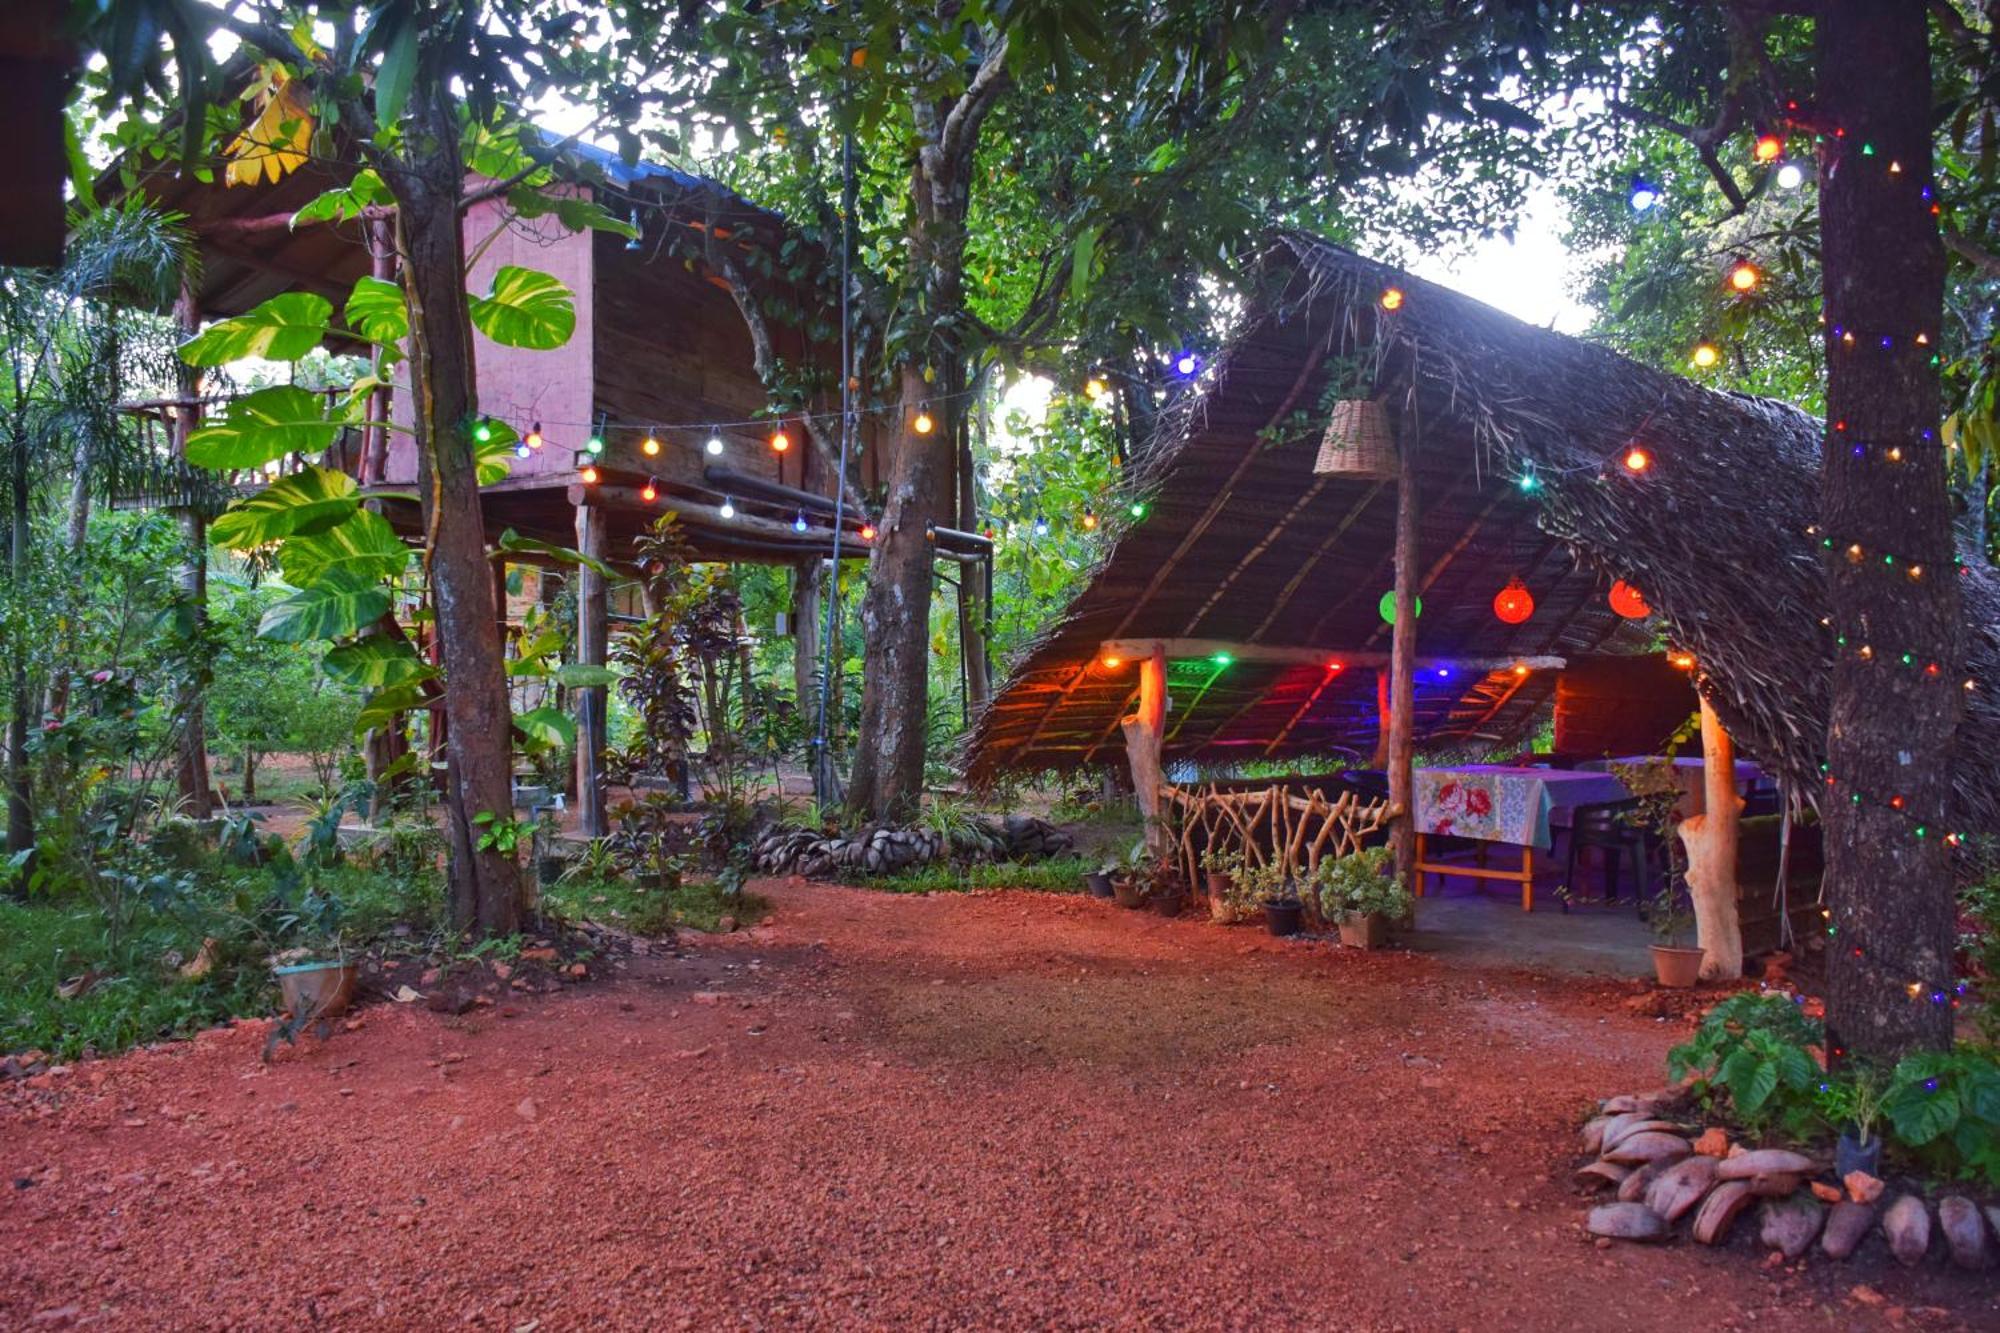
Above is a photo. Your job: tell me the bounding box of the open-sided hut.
[966,233,2000,853]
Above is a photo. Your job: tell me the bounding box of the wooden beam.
[1247,484,1384,643]
[1098,638,1564,673]
[1181,475,1329,635]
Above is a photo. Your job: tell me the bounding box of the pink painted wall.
[383,190,596,485]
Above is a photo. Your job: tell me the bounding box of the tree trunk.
[242,749,257,803]
[6,422,30,854]
[170,276,214,820]
[792,557,822,714]
[1679,695,1743,981]
[574,499,608,838]
[392,93,522,938]
[847,364,950,821]
[957,390,991,716]
[1386,403,1419,890]
[44,416,97,722]
[1817,0,1959,1063]
[1121,644,1168,856]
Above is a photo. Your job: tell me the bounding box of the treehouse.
[967,234,2000,954]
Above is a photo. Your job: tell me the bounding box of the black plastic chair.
[1562,799,1654,906]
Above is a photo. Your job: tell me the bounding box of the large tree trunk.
[1121,644,1168,856]
[1679,696,1744,981]
[5,423,30,854]
[1386,402,1419,890]
[1817,1,1959,1063]
[957,407,990,717]
[169,277,213,820]
[847,364,950,821]
[393,93,522,937]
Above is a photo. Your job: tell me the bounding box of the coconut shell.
[1645,1155,1720,1225]
[1693,1180,1756,1245]
[1602,1131,1692,1166]
[1586,1202,1668,1242]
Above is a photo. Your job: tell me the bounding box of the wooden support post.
[574,500,609,838]
[1372,669,1391,769]
[1121,644,1168,857]
[1678,694,1745,979]
[361,218,396,484]
[1387,406,1419,891]
[792,558,822,714]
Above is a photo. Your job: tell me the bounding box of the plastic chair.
[1562,798,1653,905]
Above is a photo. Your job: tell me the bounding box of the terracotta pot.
[1083,871,1115,899]
[1650,944,1705,989]
[1264,901,1303,937]
[273,960,357,1022]
[1338,912,1388,950]
[1208,893,1238,923]
[1148,890,1185,917]
[1205,871,1235,899]
[1111,877,1146,910]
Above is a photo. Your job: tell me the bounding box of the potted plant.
[1313,846,1408,949]
[1822,1064,1889,1178]
[1647,888,1704,987]
[1083,865,1116,898]
[1238,863,1302,936]
[1200,846,1245,922]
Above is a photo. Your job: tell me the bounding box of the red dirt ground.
[3,881,1994,1331]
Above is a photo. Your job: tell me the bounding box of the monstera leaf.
[355,680,433,736]
[180,292,332,366]
[258,569,393,642]
[468,266,575,349]
[278,509,411,586]
[184,385,340,470]
[208,465,359,549]
[344,275,408,347]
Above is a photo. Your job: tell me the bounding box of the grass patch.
[543,875,768,935]
[868,855,1095,896]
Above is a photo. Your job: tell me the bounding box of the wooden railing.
[1162,780,1396,889]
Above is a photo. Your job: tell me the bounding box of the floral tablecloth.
[1413,766,1631,849]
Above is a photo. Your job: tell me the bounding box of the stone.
[1602,1131,1691,1167]
[514,1097,539,1123]
[1602,1118,1682,1152]
[1580,1116,1613,1155]
[1693,1180,1756,1246]
[1618,1160,1669,1203]
[1937,1196,1990,1271]
[1692,1127,1730,1158]
[1881,1194,1931,1267]
[1821,1200,1876,1260]
[1717,1149,1815,1196]
[1844,1170,1884,1204]
[1574,1161,1631,1192]
[1810,1182,1843,1204]
[1759,1194,1825,1260]
[1747,1172,1805,1199]
[1586,1202,1668,1242]
[1645,1155,1720,1225]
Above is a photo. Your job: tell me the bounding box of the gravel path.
[3,881,1993,1331]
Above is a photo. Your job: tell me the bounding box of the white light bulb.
[705,434,724,456]
[719,497,736,519]
[1776,162,1804,190]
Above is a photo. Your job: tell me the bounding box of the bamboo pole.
[1387,391,1420,890]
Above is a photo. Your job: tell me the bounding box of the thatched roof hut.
[966,232,2000,834]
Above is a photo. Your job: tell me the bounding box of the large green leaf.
[323,636,436,690]
[344,276,408,346]
[209,465,359,549]
[514,705,576,748]
[291,169,390,227]
[184,385,340,470]
[475,424,517,485]
[355,680,432,736]
[1886,1082,1960,1147]
[180,292,332,366]
[468,266,575,349]
[495,527,611,576]
[278,509,411,585]
[259,570,393,643]
[555,663,619,688]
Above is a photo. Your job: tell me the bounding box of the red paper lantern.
[1493,578,1535,624]
[1609,579,1651,619]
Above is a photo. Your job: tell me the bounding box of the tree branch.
[1944,227,2000,279]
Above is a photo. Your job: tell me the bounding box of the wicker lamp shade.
[1314,398,1398,478]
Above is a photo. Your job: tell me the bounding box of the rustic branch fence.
[1163,781,1397,891]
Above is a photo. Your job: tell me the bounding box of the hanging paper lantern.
[1378,591,1423,624]
[1609,580,1650,619]
[1493,579,1534,625]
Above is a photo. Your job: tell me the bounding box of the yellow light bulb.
[642,435,661,456]
[912,411,935,436]
[1691,343,1719,368]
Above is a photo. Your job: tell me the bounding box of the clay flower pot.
[273,959,358,1022]
[1650,944,1704,989]
[1111,877,1146,910]
[1338,912,1388,950]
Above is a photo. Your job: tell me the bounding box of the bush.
[1669,992,1825,1137]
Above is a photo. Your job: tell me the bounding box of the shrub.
[1880,1046,2000,1186]
[1669,992,1826,1137]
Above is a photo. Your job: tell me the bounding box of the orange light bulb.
[1753,133,1783,163]
[859,523,876,541]
[1623,446,1651,473]
[641,480,657,503]
[642,434,661,456]
[1728,261,1759,292]
[1379,286,1405,311]
[770,429,790,453]
[579,464,600,485]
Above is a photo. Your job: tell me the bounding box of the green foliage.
[471,811,532,857]
[207,465,360,550]
[1879,1047,2000,1186]
[184,384,342,468]
[870,856,1095,897]
[1668,993,1825,1136]
[257,570,393,643]
[543,874,769,936]
[467,266,576,350]
[178,292,333,365]
[1312,847,1407,920]
[277,509,411,586]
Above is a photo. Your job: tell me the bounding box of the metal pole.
[812,15,858,806]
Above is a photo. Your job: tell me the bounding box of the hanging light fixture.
[912,409,935,435]
[641,478,658,503]
[1379,591,1423,624]
[1628,174,1660,212]
[1172,350,1201,377]
[1776,162,1805,190]
[1493,578,1535,625]
[1378,286,1405,311]
[770,426,791,453]
[579,463,600,485]
[642,431,662,457]
[1081,509,1098,531]
[1623,446,1652,473]
[719,496,736,519]
[1083,375,1108,401]
[1690,342,1720,369]
[705,431,724,457]
[793,510,809,533]
[1727,258,1761,293]
[1609,579,1650,619]
[859,521,876,541]
[525,422,545,450]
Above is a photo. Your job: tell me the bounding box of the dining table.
[1576,755,1766,818]
[1410,764,1634,911]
